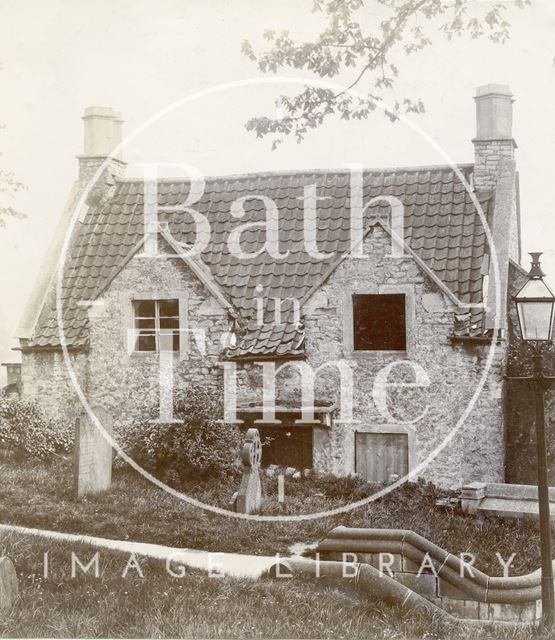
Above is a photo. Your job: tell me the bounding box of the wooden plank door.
[355,432,408,483]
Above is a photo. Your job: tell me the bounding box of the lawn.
[0,450,546,578]
[0,530,546,639]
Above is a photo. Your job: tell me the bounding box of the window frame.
[343,285,415,357]
[126,293,188,359]
[133,299,180,353]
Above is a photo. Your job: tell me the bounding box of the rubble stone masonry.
[20,227,507,487]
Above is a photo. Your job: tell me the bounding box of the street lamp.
[514,252,555,628]
[515,253,555,342]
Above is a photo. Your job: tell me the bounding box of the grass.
[0,530,548,639]
[0,450,546,577]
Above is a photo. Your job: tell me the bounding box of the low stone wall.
[316,526,545,624]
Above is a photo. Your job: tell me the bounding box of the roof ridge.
[116,163,475,184]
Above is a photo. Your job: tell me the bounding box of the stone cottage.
[9,85,529,487]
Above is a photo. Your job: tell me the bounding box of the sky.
[0,0,554,380]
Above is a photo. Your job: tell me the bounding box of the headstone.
[235,428,264,514]
[278,474,285,504]
[0,557,18,611]
[74,406,113,497]
[460,482,487,513]
[458,482,555,520]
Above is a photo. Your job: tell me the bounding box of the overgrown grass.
[0,451,545,577]
[0,531,546,639]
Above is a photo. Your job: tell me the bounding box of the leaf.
[241,0,529,143]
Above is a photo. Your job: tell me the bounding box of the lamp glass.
[515,277,555,342]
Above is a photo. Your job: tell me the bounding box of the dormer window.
[352,293,406,351]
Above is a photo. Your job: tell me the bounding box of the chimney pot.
[82,106,123,159]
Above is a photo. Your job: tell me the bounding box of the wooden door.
[355,432,408,483]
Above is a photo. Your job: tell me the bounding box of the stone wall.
[85,250,231,420]
[19,349,88,421]
[18,251,231,425]
[235,225,507,486]
[21,226,508,486]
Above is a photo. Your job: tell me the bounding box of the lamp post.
[513,252,555,628]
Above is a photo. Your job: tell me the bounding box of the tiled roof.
[29,165,493,356]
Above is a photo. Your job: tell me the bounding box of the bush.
[0,394,73,459]
[116,385,242,482]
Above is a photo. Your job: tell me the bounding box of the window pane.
[172,332,180,352]
[134,300,155,317]
[135,317,155,329]
[135,333,156,351]
[518,301,553,341]
[353,294,406,351]
[160,316,179,329]
[159,299,179,317]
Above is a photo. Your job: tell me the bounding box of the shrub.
[116,385,242,482]
[0,394,73,459]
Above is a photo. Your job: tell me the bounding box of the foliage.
[0,164,25,227]
[0,393,73,458]
[242,0,530,148]
[0,65,26,226]
[116,385,243,482]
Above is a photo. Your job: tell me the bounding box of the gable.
[26,165,493,356]
[300,225,458,360]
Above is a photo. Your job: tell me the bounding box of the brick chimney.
[78,106,126,203]
[473,84,516,191]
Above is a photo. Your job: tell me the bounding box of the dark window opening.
[352,293,406,351]
[254,426,313,470]
[133,299,180,352]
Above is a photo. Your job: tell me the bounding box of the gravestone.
[0,557,18,610]
[461,482,555,520]
[265,464,278,478]
[235,428,264,514]
[74,406,113,497]
[277,474,285,504]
